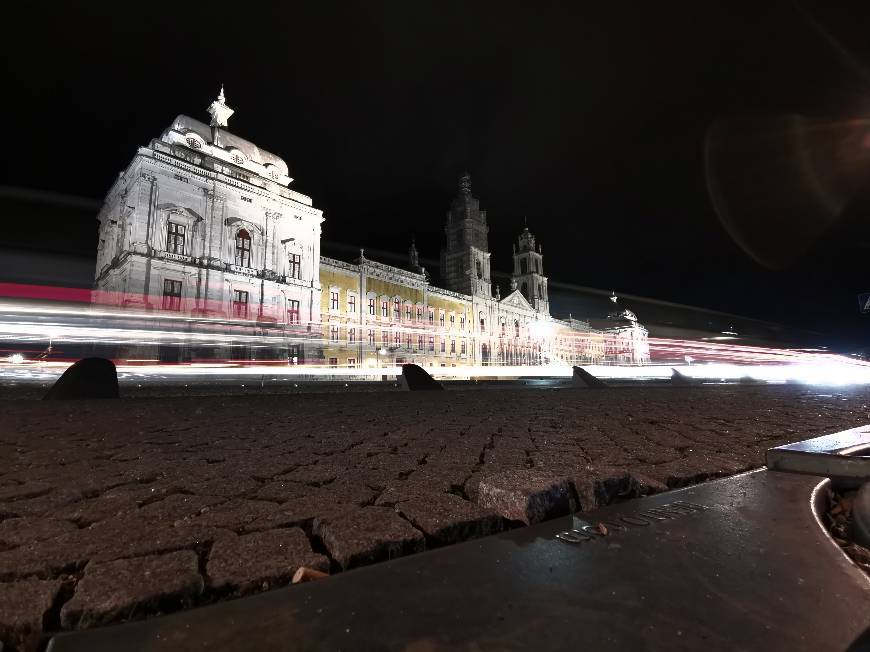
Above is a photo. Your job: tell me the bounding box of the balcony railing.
[228,264,259,277]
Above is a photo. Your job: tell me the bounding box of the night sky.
[3,1,870,347]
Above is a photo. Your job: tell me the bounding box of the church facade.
[92,90,649,368]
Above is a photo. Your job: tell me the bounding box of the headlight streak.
[0,298,869,386]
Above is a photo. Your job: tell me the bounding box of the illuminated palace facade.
[93,90,649,368]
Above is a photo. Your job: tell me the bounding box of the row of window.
[167,223,302,279]
[328,357,462,369]
[326,326,467,354]
[329,291,468,328]
[182,137,283,181]
[162,279,301,323]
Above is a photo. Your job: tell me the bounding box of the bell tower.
[511,223,549,315]
[440,173,492,297]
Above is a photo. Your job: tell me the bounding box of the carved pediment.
[500,289,532,310]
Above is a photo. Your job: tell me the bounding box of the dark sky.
[3,1,870,347]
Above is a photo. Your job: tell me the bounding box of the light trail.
[1,296,869,387]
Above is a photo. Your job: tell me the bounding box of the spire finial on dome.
[207,85,234,129]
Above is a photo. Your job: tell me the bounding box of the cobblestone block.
[60,550,202,629]
[0,577,62,651]
[206,528,328,592]
[395,493,503,544]
[0,516,75,549]
[313,506,425,570]
[476,469,577,524]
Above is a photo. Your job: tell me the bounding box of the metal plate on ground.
[766,424,870,479]
[48,470,870,652]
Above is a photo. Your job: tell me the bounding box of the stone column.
[141,173,158,306]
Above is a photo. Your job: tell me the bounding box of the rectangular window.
[406,332,412,348]
[167,222,185,255]
[381,301,388,317]
[439,312,445,328]
[460,316,465,330]
[450,314,455,327]
[451,339,456,354]
[330,291,339,311]
[394,331,401,345]
[417,335,424,350]
[428,309,434,323]
[416,307,423,321]
[235,233,251,267]
[405,305,411,320]
[347,358,356,368]
[349,328,356,344]
[330,325,339,342]
[328,357,338,368]
[428,336,434,352]
[288,253,301,279]
[369,298,376,315]
[162,279,182,311]
[348,295,356,313]
[461,340,466,355]
[287,299,300,324]
[382,330,389,345]
[368,329,375,346]
[393,298,401,319]
[232,290,248,318]
[440,338,445,353]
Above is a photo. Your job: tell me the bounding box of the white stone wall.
[95,138,323,328]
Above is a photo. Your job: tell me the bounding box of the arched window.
[538,283,542,297]
[521,259,528,274]
[514,320,520,338]
[476,260,483,279]
[534,259,539,273]
[521,282,528,298]
[235,229,251,267]
[479,312,486,333]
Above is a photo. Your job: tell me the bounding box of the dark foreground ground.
[1,385,869,650]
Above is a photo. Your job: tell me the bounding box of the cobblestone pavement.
[1,385,869,650]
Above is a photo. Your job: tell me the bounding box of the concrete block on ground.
[43,357,119,400]
[400,364,444,391]
[572,366,609,388]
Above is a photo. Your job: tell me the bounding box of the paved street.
[1,384,869,650]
